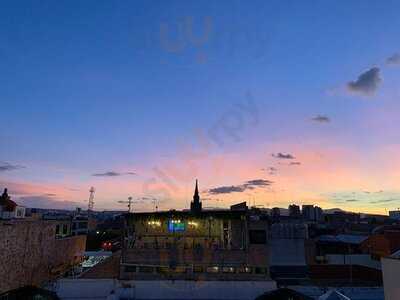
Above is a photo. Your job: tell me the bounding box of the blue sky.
[1,1,400,213]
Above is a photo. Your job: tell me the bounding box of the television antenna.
[118,197,144,213]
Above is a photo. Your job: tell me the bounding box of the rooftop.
[317,234,368,245]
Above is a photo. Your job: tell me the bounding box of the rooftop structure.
[0,188,25,219]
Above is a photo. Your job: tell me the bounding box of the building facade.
[120,182,270,280]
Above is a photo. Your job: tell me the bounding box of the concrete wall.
[269,239,306,266]
[382,257,400,300]
[0,219,86,293]
[55,279,277,300]
[325,254,381,270]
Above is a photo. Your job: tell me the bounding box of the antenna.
[88,187,95,211]
[151,198,159,212]
[118,196,138,213]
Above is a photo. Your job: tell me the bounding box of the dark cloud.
[92,171,121,177]
[346,199,358,202]
[268,167,277,175]
[370,198,399,204]
[244,179,273,186]
[347,67,382,95]
[92,171,136,177]
[311,115,330,123]
[272,153,295,160]
[0,162,25,172]
[386,53,400,65]
[289,162,301,166]
[208,178,272,195]
[208,185,246,194]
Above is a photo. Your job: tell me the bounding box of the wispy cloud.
[92,171,136,177]
[347,67,382,95]
[208,178,272,195]
[17,195,83,210]
[0,162,25,172]
[370,198,399,204]
[311,115,330,123]
[386,53,400,66]
[289,162,301,166]
[272,153,295,160]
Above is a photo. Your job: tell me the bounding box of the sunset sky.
[1,1,400,214]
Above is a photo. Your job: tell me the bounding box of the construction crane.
[88,187,95,211]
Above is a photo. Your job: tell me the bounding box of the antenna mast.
[118,196,135,213]
[128,196,133,213]
[88,187,95,211]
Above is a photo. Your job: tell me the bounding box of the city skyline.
[2,1,400,214]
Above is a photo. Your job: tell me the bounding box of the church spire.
[190,179,202,213]
[194,179,199,201]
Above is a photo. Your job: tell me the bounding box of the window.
[173,267,186,273]
[255,267,266,274]
[193,266,203,273]
[238,267,252,273]
[249,230,266,244]
[62,224,68,235]
[138,266,153,273]
[56,225,60,235]
[124,266,137,273]
[78,222,87,229]
[222,267,235,273]
[206,266,219,273]
[156,267,169,274]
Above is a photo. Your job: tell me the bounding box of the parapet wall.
[0,219,86,293]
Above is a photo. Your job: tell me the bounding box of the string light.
[147,220,161,226]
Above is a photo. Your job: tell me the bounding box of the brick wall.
[0,219,86,293]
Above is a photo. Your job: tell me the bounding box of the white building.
[0,188,25,219]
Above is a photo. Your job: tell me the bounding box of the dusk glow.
[1,1,400,214]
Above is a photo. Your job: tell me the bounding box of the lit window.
[188,221,199,227]
[147,220,161,226]
[238,267,252,273]
[193,266,203,273]
[206,266,219,273]
[222,267,235,273]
